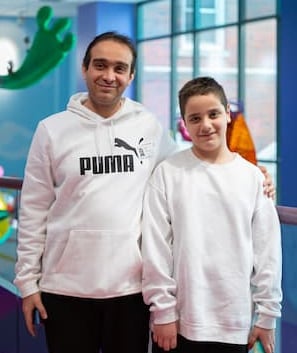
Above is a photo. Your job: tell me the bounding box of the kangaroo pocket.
[51,229,142,293]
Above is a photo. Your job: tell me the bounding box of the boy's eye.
[209,111,220,119]
[189,116,200,122]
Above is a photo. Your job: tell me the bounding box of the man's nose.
[102,68,115,82]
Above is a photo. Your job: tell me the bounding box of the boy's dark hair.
[178,76,228,118]
[82,31,137,74]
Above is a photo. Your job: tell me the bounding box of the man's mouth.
[98,82,117,89]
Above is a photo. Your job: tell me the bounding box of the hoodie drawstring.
[109,120,116,157]
[94,120,116,157]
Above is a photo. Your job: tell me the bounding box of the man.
[14,31,176,353]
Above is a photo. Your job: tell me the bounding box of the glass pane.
[173,0,194,32]
[195,0,238,29]
[245,0,276,20]
[174,33,194,106]
[195,26,238,100]
[137,39,171,130]
[137,0,171,39]
[173,34,194,149]
[244,20,277,162]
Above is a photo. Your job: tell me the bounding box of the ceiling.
[0,0,143,17]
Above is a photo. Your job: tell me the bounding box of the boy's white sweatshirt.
[14,92,177,299]
[142,149,282,344]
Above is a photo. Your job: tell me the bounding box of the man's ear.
[129,70,135,84]
[81,64,87,80]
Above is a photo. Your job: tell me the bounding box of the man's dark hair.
[82,31,137,74]
[178,76,228,118]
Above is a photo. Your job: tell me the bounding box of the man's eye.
[116,67,126,73]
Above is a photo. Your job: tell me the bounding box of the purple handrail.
[276,205,297,226]
[0,176,23,190]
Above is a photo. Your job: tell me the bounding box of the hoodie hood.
[67,92,147,124]
[66,92,150,156]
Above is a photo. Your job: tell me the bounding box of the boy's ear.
[226,104,232,123]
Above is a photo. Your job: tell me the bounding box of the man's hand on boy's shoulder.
[258,165,276,199]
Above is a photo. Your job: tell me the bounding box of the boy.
[142,77,282,353]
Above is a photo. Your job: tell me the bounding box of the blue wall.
[279,0,297,207]
[279,1,297,352]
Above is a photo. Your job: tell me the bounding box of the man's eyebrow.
[92,58,129,68]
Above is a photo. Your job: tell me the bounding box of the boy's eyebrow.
[187,112,201,118]
[187,108,221,117]
[209,107,221,111]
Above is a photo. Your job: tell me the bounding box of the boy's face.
[184,93,231,159]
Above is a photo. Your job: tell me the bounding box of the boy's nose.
[201,118,212,130]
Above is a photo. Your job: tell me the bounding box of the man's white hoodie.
[14,92,176,299]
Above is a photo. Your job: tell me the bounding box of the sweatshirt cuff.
[152,307,179,325]
[254,314,277,329]
[14,281,39,298]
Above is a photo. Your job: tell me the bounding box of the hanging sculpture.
[0,6,75,89]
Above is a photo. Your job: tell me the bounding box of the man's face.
[82,39,134,111]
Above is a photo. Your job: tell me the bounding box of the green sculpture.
[0,6,76,89]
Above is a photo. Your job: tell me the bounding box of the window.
[179,0,227,54]
[136,0,278,184]
[137,0,171,40]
